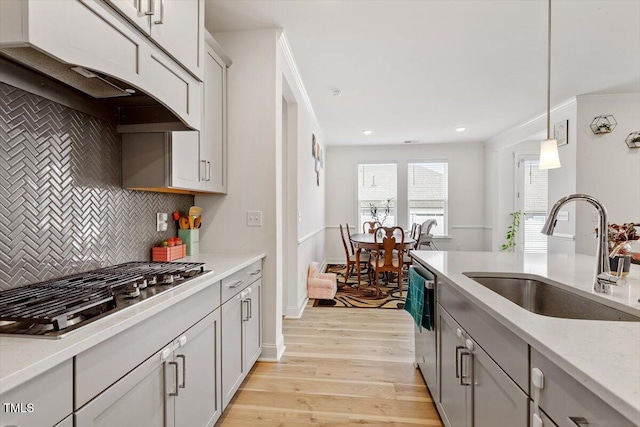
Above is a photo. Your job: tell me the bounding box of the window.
[408,162,448,236]
[357,163,397,229]
[519,158,548,253]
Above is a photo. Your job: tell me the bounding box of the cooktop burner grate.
[0,261,205,333]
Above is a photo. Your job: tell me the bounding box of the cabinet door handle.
[176,354,186,389]
[200,160,207,181]
[248,297,252,319]
[168,361,179,396]
[153,0,164,24]
[568,417,590,426]
[145,0,154,15]
[207,161,212,181]
[459,351,473,386]
[455,346,465,378]
[228,280,244,289]
[242,299,250,321]
[250,269,261,276]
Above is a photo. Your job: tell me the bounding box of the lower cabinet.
[0,360,72,427]
[76,309,222,427]
[438,304,528,427]
[221,278,262,409]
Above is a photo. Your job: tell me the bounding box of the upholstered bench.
[307,262,337,300]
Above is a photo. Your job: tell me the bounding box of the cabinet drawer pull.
[455,346,465,378]
[168,361,179,396]
[568,417,590,426]
[153,0,164,24]
[248,297,252,319]
[176,354,186,389]
[250,269,261,276]
[228,280,244,289]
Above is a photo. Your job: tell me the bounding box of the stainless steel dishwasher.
[412,261,438,400]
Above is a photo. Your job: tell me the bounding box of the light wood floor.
[218,305,443,426]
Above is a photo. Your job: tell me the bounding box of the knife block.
[178,229,199,256]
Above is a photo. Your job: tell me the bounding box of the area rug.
[313,264,407,309]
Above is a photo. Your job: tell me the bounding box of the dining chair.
[418,219,439,250]
[340,224,369,285]
[345,223,355,255]
[403,223,422,269]
[369,226,405,296]
[363,221,381,234]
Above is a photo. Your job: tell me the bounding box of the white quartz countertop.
[410,251,640,424]
[0,252,265,395]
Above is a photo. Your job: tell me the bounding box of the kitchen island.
[411,250,640,426]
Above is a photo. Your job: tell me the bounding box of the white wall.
[196,29,284,360]
[325,142,485,262]
[485,98,577,253]
[277,32,326,318]
[575,93,640,255]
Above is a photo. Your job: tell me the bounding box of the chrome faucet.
[542,194,623,293]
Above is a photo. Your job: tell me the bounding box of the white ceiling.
[205,0,640,146]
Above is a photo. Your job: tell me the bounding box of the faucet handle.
[596,273,626,287]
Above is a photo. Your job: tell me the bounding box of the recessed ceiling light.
[455,127,466,132]
[331,89,342,97]
[363,130,373,135]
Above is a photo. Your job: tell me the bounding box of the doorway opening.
[516,155,548,253]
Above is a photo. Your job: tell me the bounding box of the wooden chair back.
[339,224,351,259]
[345,223,355,255]
[372,226,405,270]
[363,221,381,234]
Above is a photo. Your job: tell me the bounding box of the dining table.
[349,232,417,286]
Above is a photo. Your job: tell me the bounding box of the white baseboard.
[284,297,308,318]
[259,334,286,362]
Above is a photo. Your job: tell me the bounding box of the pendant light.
[539,0,561,169]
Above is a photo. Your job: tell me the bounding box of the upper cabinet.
[201,38,228,193]
[0,0,203,130]
[105,0,204,80]
[122,31,230,195]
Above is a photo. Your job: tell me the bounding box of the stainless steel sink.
[464,275,640,322]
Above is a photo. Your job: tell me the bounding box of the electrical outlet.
[247,211,263,227]
[156,212,168,232]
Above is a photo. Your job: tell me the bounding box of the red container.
[152,244,186,262]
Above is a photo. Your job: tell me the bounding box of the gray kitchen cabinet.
[201,38,228,193]
[0,360,72,427]
[54,415,73,427]
[438,306,467,427]
[121,31,229,195]
[75,344,169,427]
[437,305,528,427]
[221,264,263,409]
[104,0,204,80]
[76,309,221,427]
[530,348,636,427]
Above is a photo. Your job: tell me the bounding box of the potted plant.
[501,211,522,251]
[369,199,392,225]
[606,223,639,276]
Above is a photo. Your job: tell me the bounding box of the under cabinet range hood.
[0,0,202,132]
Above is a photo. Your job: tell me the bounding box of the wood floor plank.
[218,305,443,426]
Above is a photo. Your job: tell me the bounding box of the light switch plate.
[247,211,263,227]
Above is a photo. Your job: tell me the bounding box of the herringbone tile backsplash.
[0,83,194,290]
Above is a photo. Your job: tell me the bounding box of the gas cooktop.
[0,261,206,338]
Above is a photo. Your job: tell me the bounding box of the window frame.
[407,160,449,238]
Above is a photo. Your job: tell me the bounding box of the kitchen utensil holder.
[178,229,199,256]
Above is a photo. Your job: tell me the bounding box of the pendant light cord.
[547,0,552,140]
